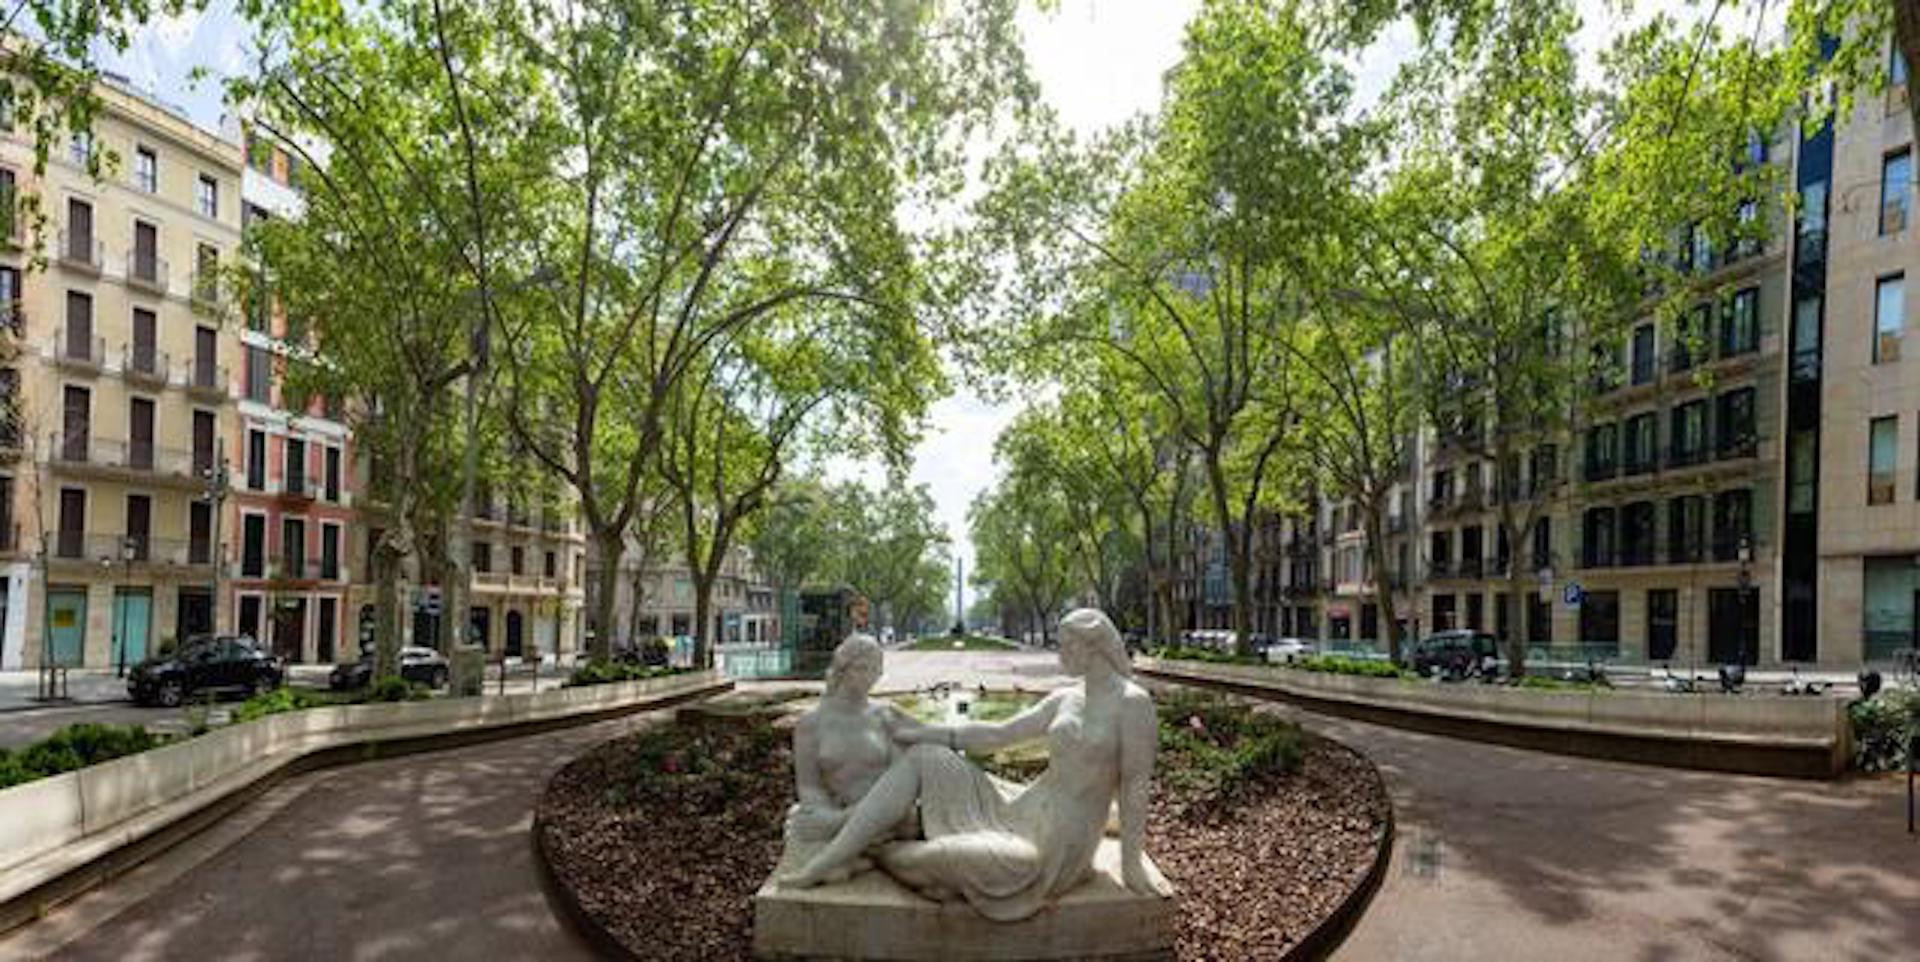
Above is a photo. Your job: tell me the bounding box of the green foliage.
[602,719,787,811]
[233,687,355,723]
[565,662,682,688]
[367,676,432,703]
[1154,690,1305,800]
[906,635,1014,651]
[1293,655,1408,679]
[1850,689,1920,773]
[1149,645,1265,666]
[0,723,164,790]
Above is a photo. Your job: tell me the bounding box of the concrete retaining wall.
[1139,659,1850,779]
[0,671,725,928]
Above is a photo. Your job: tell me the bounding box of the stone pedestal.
[752,838,1175,961]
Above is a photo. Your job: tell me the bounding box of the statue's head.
[825,633,884,696]
[1058,609,1128,678]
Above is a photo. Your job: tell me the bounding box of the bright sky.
[99,0,1733,616]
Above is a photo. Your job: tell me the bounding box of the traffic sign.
[1563,582,1584,607]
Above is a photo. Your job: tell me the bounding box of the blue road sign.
[1563,582,1584,607]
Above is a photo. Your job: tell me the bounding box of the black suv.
[1405,630,1502,680]
[129,635,284,707]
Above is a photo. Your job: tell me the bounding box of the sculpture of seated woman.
[780,608,1168,922]
[782,634,917,880]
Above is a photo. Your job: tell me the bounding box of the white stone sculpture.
[779,608,1170,923]
[783,633,918,882]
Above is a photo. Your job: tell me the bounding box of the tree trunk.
[626,554,648,648]
[589,529,622,662]
[1202,452,1254,658]
[693,577,715,668]
[1505,550,1531,679]
[1362,498,1402,665]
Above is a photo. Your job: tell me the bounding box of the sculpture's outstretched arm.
[1117,693,1164,896]
[890,692,1062,753]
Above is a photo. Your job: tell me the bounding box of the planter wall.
[1139,659,1849,779]
[0,670,725,931]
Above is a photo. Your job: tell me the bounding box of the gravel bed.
[537,710,1387,960]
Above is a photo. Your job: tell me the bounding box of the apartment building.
[0,76,241,670]
[459,477,588,659]
[584,534,779,649]
[223,124,361,664]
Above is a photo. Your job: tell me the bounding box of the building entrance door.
[505,610,524,657]
[317,597,337,663]
[272,598,306,662]
[46,589,86,666]
[177,587,212,639]
[112,588,152,671]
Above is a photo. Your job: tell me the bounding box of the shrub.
[1293,655,1407,679]
[1154,690,1305,799]
[1850,688,1920,772]
[0,723,165,790]
[1148,645,1264,666]
[233,687,351,723]
[566,661,678,688]
[367,675,431,703]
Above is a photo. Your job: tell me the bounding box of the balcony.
[1665,443,1710,469]
[184,360,228,399]
[1429,558,1456,579]
[51,329,105,372]
[1458,557,1484,578]
[57,230,103,274]
[1387,514,1407,534]
[122,344,170,387]
[49,533,203,567]
[125,251,169,294]
[47,433,201,485]
[1716,433,1759,461]
[279,473,316,502]
[1622,451,1659,477]
[270,553,310,582]
[1583,460,1618,483]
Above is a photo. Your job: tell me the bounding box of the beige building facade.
[1,77,242,670]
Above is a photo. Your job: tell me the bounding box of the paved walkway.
[6,651,1914,961]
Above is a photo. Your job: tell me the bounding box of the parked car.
[329,645,451,691]
[1264,637,1317,664]
[129,635,283,707]
[1405,630,1502,680]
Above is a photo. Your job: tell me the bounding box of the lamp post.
[202,439,230,638]
[113,537,136,677]
[1736,536,1754,666]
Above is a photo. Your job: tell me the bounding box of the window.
[1579,590,1621,653]
[324,447,341,502]
[1798,179,1830,265]
[1876,274,1904,363]
[474,542,492,573]
[196,174,218,219]
[1620,501,1656,565]
[1895,43,1911,89]
[132,221,159,284]
[68,131,91,167]
[1630,323,1655,384]
[545,550,557,578]
[1582,507,1616,567]
[285,437,306,494]
[190,501,212,564]
[282,518,305,578]
[1532,518,1551,570]
[60,385,88,461]
[245,132,273,173]
[1791,295,1822,381]
[246,345,271,403]
[1530,444,1557,493]
[1668,495,1707,563]
[1624,413,1658,474]
[65,197,92,261]
[125,494,150,560]
[63,290,92,362]
[195,325,218,389]
[1585,423,1618,481]
[194,244,219,303]
[134,146,157,193]
[1722,287,1759,356]
[242,514,266,577]
[0,168,14,240]
[1670,400,1708,466]
[1673,305,1709,372]
[131,307,157,374]
[193,410,215,475]
[1787,430,1816,515]
[1715,388,1756,458]
[247,429,266,490]
[1881,149,1911,235]
[1870,415,1898,505]
[511,545,525,576]
[321,524,340,580]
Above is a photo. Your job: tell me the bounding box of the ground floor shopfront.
[2,561,227,671]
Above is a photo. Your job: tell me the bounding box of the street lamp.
[202,440,230,638]
[113,537,137,676]
[1736,536,1754,667]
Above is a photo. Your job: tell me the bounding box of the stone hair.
[1059,609,1129,677]
[825,633,884,692]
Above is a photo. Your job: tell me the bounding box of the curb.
[0,679,731,938]
[1280,733,1395,962]
[532,803,644,961]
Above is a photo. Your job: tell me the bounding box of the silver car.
[1264,637,1316,664]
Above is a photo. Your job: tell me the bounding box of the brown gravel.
[538,710,1387,961]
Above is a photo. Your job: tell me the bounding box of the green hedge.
[0,723,165,790]
[565,662,684,688]
[1154,689,1305,797]
[1292,655,1408,678]
[1147,645,1265,665]
[1851,689,1920,772]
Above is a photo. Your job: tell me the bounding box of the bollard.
[1908,731,1915,836]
